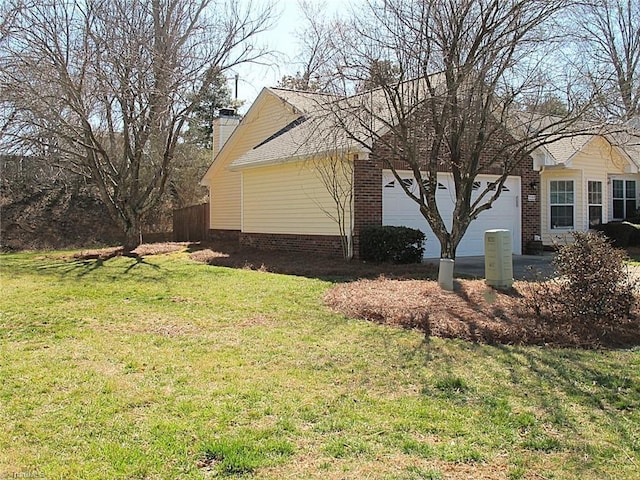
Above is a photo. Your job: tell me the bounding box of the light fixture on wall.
[529,181,538,191]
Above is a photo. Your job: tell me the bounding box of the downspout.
[581,168,585,231]
[348,153,356,260]
[240,171,244,233]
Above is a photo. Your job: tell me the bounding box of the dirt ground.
[71,241,640,349]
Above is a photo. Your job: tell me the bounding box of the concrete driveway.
[423,253,555,280]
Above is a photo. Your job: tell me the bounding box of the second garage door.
[382,170,522,257]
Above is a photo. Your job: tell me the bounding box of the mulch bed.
[188,241,436,280]
[324,278,640,348]
[70,240,640,349]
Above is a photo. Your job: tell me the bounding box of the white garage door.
[382,170,522,257]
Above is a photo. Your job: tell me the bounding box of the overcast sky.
[230,0,349,113]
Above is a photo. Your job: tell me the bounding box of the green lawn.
[1,249,639,479]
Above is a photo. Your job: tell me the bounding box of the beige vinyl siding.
[210,170,242,230]
[540,136,635,245]
[213,94,300,171]
[571,136,624,231]
[204,92,302,229]
[242,159,353,235]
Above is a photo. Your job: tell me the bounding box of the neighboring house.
[534,131,640,246]
[201,87,640,258]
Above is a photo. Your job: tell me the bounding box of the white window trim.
[610,177,638,220]
[549,179,575,230]
[587,179,604,228]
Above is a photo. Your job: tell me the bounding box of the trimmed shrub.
[592,221,640,248]
[360,225,425,264]
[623,218,640,245]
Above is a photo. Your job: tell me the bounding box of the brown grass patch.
[131,242,187,256]
[71,246,122,260]
[260,452,510,480]
[324,278,640,348]
[69,242,188,260]
[93,318,201,338]
[237,315,275,328]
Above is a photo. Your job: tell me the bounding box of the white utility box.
[484,229,513,289]
[438,258,455,291]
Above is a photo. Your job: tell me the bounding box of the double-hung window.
[612,179,637,220]
[588,181,603,227]
[550,180,574,229]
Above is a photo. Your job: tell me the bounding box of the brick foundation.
[239,232,347,258]
[208,229,240,241]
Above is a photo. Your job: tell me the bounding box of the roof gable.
[534,132,640,173]
[201,88,304,182]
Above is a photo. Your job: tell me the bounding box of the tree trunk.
[441,241,454,260]
[436,235,456,290]
[122,218,142,253]
[439,234,457,260]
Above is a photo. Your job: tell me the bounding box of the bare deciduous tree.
[0,0,275,250]
[309,147,354,260]
[317,0,592,279]
[277,0,340,92]
[0,0,23,44]
[573,0,640,121]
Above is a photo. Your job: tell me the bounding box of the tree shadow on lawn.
[493,344,640,461]
[354,324,639,472]
[187,240,438,282]
[32,245,165,278]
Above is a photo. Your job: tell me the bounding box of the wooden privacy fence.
[173,203,209,242]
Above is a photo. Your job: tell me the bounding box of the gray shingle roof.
[543,135,593,164]
[229,88,383,170]
[230,83,640,171]
[266,87,342,114]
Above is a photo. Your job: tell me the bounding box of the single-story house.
[533,131,640,246]
[200,86,640,258]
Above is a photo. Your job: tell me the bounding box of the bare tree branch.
[0,0,276,250]
[572,0,640,120]
[312,0,596,262]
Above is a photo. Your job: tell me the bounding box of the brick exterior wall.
[352,153,383,257]
[517,162,542,252]
[239,232,344,257]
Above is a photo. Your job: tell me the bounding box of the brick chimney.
[212,108,240,157]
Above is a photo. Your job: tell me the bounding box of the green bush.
[592,221,640,248]
[359,225,425,263]
[623,218,640,245]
